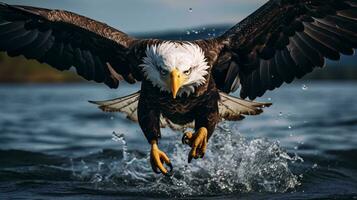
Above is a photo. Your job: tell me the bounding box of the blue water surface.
[0,81,356,199]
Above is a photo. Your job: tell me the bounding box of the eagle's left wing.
[208,0,357,100]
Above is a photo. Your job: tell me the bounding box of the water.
[0,81,357,199]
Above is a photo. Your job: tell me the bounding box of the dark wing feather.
[210,0,357,99]
[0,3,141,88]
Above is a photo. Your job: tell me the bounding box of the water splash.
[112,131,127,161]
[302,84,308,91]
[69,123,302,196]
[312,163,318,169]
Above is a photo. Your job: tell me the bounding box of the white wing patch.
[219,92,272,121]
[89,91,272,130]
[89,92,140,122]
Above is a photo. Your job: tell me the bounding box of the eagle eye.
[183,69,191,75]
[160,68,168,76]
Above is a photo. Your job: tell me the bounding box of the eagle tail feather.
[88,91,272,129]
[219,92,272,121]
[88,91,140,122]
[89,91,192,130]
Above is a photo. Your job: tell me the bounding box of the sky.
[1,0,266,33]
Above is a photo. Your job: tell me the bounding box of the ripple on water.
[69,123,302,197]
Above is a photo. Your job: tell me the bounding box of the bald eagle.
[0,1,356,175]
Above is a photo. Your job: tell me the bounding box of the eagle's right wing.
[0,3,145,88]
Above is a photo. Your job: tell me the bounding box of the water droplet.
[312,163,318,169]
[97,161,104,171]
[112,131,124,142]
[91,173,103,183]
[188,8,193,12]
[288,125,292,129]
[294,146,298,150]
[268,97,272,101]
[302,84,308,90]
[186,31,191,35]
[279,112,283,116]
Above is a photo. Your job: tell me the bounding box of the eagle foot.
[182,127,208,163]
[150,140,173,176]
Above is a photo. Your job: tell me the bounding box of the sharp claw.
[182,132,194,145]
[182,134,191,145]
[164,171,173,177]
[188,154,193,163]
[166,162,173,172]
[182,134,187,144]
[164,164,173,177]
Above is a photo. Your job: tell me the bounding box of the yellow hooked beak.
[170,68,185,99]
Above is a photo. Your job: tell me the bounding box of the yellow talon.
[150,140,173,175]
[182,127,208,163]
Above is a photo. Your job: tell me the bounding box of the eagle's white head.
[140,42,210,98]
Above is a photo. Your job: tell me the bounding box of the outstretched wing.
[211,0,357,99]
[0,3,142,88]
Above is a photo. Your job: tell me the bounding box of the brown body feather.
[137,77,220,142]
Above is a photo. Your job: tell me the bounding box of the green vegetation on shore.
[0,52,83,83]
